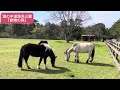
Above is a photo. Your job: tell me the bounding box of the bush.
[23,34,36,39]
[0,32,10,38]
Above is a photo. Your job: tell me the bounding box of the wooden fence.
[106,40,120,73]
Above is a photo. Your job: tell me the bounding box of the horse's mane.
[65,48,69,54]
[65,43,79,54]
[72,42,80,47]
[43,43,51,49]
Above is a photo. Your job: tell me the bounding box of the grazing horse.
[64,42,95,63]
[18,42,57,70]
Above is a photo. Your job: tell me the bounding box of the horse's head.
[64,48,69,55]
[51,56,57,67]
[49,49,57,67]
[64,48,70,61]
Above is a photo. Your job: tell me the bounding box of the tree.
[109,19,120,40]
[34,19,40,28]
[83,23,106,40]
[12,24,25,36]
[4,24,13,36]
[0,24,7,32]
[43,22,60,39]
[50,11,91,43]
[59,20,68,40]
[93,23,106,38]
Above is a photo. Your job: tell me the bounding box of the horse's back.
[72,42,94,53]
[21,43,46,57]
[73,42,93,48]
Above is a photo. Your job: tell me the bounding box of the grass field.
[0,38,120,79]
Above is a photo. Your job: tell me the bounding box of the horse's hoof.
[74,59,76,61]
[44,67,47,70]
[53,66,56,68]
[86,60,89,63]
[52,65,55,67]
[37,65,40,69]
[28,67,31,69]
[37,67,40,69]
[90,61,92,63]
[77,61,79,63]
[20,67,23,70]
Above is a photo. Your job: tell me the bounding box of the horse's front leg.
[37,57,43,69]
[74,53,77,61]
[24,55,31,69]
[75,53,79,63]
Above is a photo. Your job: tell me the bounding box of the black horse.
[18,41,57,70]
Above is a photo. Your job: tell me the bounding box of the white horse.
[64,42,95,63]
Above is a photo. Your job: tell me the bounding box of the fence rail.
[106,41,120,73]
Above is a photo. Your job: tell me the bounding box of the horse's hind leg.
[37,57,43,69]
[86,56,90,63]
[90,57,94,63]
[86,53,91,63]
[90,47,95,63]
[90,56,93,63]
[24,55,31,69]
[43,57,47,69]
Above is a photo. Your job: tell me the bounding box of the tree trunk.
[66,39,69,43]
[64,28,70,43]
[65,34,69,43]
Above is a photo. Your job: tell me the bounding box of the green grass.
[0,38,120,79]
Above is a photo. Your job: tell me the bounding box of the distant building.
[81,35,95,41]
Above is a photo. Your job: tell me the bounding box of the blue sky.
[33,11,120,28]
[0,11,120,28]
[85,11,120,28]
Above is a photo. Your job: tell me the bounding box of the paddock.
[0,38,120,79]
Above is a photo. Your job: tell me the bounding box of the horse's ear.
[55,56,57,58]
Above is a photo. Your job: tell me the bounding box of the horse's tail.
[18,47,24,68]
[91,45,95,60]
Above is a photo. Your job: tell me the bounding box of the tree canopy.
[0,11,119,41]
[109,19,120,40]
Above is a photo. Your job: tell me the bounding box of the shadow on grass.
[68,61,115,67]
[21,66,70,74]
